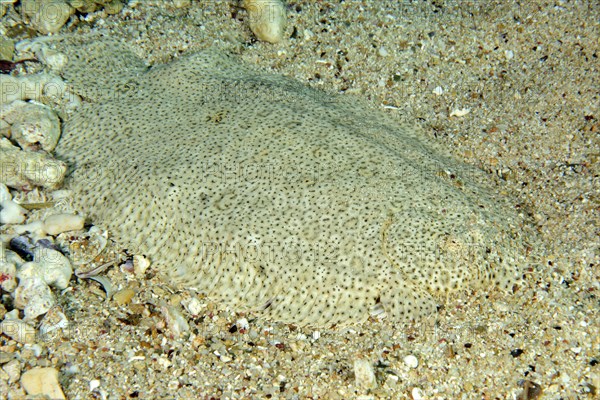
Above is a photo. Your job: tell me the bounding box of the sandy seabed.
[0,1,598,399]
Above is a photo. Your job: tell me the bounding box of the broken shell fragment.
[0,318,36,344]
[242,0,286,43]
[21,0,74,35]
[133,254,150,276]
[0,183,10,202]
[0,73,71,106]
[161,303,190,338]
[0,199,27,224]
[33,247,73,290]
[39,306,69,341]
[0,138,67,190]
[1,100,61,152]
[13,272,56,320]
[0,260,17,292]
[65,226,108,268]
[20,367,66,400]
[42,213,85,236]
[113,288,136,305]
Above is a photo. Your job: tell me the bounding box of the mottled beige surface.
[52,36,525,327]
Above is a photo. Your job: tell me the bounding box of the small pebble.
[0,261,17,292]
[220,355,232,363]
[404,354,419,368]
[23,344,42,358]
[113,288,136,306]
[353,359,377,389]
[89,379,100,391]
[0,351,15,364]
[511,348,524,358]
[450,108,471,117]
[411,387,424,400]
[2,359,21,384]
[243,0,286,43]
[0,200,27,224]
[236,318,250,332]
[20,367,66,400]
[0,183,10,202]
[517,380,542,400]
[13,272,56,320]
[38,306,68,340]
[172,0,191,8]
[133,255,150,276]
[43,213,85,235]
[34,248,73,290]
[160,304,190,337]
[432,86,444,96]
[181,296,204,316]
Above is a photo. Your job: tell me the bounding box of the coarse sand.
[0,1,598,398]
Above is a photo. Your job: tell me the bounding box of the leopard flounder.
[52,37,526,326]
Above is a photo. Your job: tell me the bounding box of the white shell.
[34,247,73,289]
[0,183,10,202]
[43,213,85,236]
[13,272,56,320]
[0,199,27,224]
[353,358,377,389]
[160,304,190,338]
[0,138,67,190]
[0,318,36,344]
[21,0,74,35]
[236,317,250,332]
[3,359,21,383]
[39,306,69,340]
[0,73,70,106]
[403,354,419,369]
[0,100,61,151]
[411,387,424,400]
[181,296,205,316]
[432,86,444,96]
[450,107,470,117]
[0,261,17,292]
[133,254,150,276]
[243,0,286,43]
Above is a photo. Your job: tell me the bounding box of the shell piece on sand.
[1,100,61,152]
[21,0,74,35]
[243,0,287,43]
[0,138,67,190]
[20,367,66,400]
[50,36,527,327]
